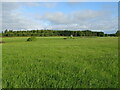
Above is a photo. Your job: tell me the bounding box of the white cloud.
[1,0,119,2]
[24,2,57,8]
[0,2,2,32]
[68,0,119,2]
[1,2,118,33]
[2,2,45,30]
[36,8,118,33]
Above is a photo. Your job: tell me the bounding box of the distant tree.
[4,29,8,33]
[2,29,107,37]
[116,30,120,36]
[104,34,108,37]
[97,32,104,37]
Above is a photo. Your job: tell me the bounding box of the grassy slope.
[0,37,2,89]
[2,37,118,88]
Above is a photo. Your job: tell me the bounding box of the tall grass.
[2,37,118,88]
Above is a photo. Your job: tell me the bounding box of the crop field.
[2,37,118,88]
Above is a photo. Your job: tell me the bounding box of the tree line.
[2,29,119,37]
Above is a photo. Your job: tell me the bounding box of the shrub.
[27,37,36,41]
[63,37,67,39]
[0,41,5,43]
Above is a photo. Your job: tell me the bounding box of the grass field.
[2,37,118,88]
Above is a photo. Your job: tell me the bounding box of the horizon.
[2,29,118,34]
[2,2,118,34]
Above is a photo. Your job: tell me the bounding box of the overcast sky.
[1,2,118,33]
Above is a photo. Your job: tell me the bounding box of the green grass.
[2,37,118,88]
[0,37,2,89]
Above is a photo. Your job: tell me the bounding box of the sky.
[1,2,118,34]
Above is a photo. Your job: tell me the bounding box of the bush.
[27,37,36,41]
[0,41,5,43]
[63,37,67,39]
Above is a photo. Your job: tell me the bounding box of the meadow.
[2,37,118,88]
